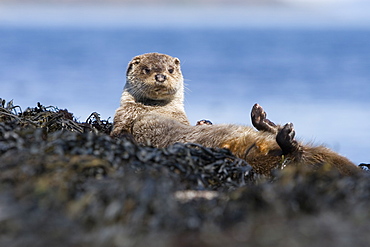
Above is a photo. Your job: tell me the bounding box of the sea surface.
[1,3,370,164]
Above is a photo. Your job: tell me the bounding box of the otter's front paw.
[251,103,278,133]
[276,123,300,155]
[196,119,213,126]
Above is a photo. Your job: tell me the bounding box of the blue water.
[1,4,370,164]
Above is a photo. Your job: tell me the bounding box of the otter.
[112,52,361,176]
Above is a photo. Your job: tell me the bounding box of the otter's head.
[125,53,183,104]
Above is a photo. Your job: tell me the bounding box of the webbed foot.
[276,123,300,155]
[251,103,278,134]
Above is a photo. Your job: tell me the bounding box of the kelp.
[0,99,369,247]
[0,98,111,134]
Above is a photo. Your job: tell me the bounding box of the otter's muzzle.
[155,74,167,83]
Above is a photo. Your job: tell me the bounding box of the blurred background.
[0,0,369,163]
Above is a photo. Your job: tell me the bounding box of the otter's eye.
[143,68,151,74]
[168,66,174,74]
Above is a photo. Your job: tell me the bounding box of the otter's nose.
[155,74,167,83]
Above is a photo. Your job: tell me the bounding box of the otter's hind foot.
[251,103,278,134]
[276,123,300,155]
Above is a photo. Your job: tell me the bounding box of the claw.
[251,103,277,133]
[276,123,300,155]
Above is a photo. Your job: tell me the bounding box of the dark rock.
[0,99,369,247]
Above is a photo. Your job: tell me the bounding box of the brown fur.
[111,52,189,137]
[112,53,361,176]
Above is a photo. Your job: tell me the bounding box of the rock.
[0,99,369,247]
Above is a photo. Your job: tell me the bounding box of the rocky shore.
[0,99,369,247]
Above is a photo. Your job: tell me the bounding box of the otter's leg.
[276,123,300,155]
[252,104,301,156]
[251,103,278,134]
[275,123,361,175]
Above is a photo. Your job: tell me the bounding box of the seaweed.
[0,99,369,247]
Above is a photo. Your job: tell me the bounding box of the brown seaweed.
[0,99,369,247]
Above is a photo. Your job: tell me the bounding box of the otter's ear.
[127,57,141,75]
[132,57,141,65]
[174,57,180,66]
